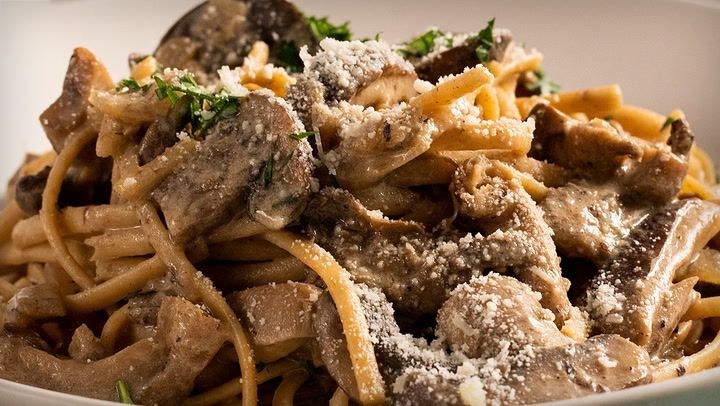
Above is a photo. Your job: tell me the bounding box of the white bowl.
[0,0,718,404]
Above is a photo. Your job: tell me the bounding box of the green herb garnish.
[398,29,446,58]
[262,152,275,187]
[660,116,676,132]
[360,32,383,42]
[153,75,179,104]
[308,16,352,41]
[289,131,317,140]
[275,41,304,73]
[153,74,239,138]
[116,380,134,404]
[523,68,561,95]
[474,18,495,63]
[115,78,149,93]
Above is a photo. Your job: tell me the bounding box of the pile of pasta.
[0,21,719,406]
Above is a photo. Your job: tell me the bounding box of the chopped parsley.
[474,18,495,63]
[262,152,275,187]
[115,78,149,93]
[289,131,317,140]
[275,41,304,73]
[153,74,239,138]
[397,29,446,58]
[522,68,561,95]
[363,32,382,42]
[308,16,352,41]
[660,116,677,131]
[116,380,134,404]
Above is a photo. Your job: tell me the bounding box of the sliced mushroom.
[413,29,512,83]
[540,182,639,264]
[14,166,50,215]
[14,163,112,216]
[298,38,416,105]
[349,65,418,110]
[668,118,695,156]
[315,102,435,190]
[287,38,418,130]
[313,292,361,401]
[152,92,313,242]
[528,104,692,204]
[319,282,648,405]
[228,282,321,362]
[304,188,440,314]
[305,180,584,336]
[155,0,316,82]
[645,276,698,356]
[584,198,720,348]
[39,48,113,152]
[2,283,66,329]
[68,324,106,362]
[451,157,583,332]
[314,285,458,402]
[28,48,114,214]
[138,95,192,165]
[0,296,226,405]
[394,334,651,406]
[437,274,572,360]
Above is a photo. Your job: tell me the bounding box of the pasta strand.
[262,230,386,405]
[137,202,257,406]
[40,127,98,289]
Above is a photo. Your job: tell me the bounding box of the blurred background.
[0,0,718,182]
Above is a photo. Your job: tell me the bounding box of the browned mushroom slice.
[14,162,112,216]
[349,65,418,110]
[287,39,418,127]
[138,95,192,165]
[528,104,691,205]
[0,296,225,405]
[317,102,435,190]
[40,47,113,152]
[304,188,443,314]
[394,334,651,406]
[228,282,321,362]
[329,284,648,405]
[152,92,312,242]
[27,48,114,213]
[437,274,572,359]
[313,292,361,401]
[155,0,316,82]
[2,283,66,328]
[645,276,698,356]
[541,182,639,264]
[413,29,512,83]
[68,324,106,362]
[14,166,51,215]
[305,183,583,334]
[668,118,695,156]
[313,286,457,403]
[584,198,720,348]
[451,157,583,332]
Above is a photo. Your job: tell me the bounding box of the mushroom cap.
[437,274,571,359]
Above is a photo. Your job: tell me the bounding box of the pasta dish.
[1,0,719,405]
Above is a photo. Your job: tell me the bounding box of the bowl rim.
[1,367,719,405]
